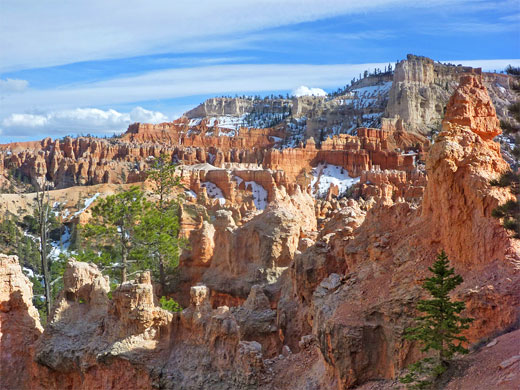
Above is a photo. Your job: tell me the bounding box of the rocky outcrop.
[0,126,416,190]
[385,54,517,135]
[0,254,43,390]
[358,168,426,204]
[264,129,417,183]
[422,74,516,267]
[296,73,520,388]
[202,197,314,302]
[184,97,290,119]
[442,74,501,140]
[33,261,171,390]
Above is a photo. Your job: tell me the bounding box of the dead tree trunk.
[36,182,52,320]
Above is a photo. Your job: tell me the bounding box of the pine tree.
[135,154,187,292]
[134,203,185,293]
[401,250,473,389]
[490,173,519,238]
[81,186,148,283]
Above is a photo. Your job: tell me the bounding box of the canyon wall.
[0,125,417,190]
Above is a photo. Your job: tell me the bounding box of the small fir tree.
[147,154,181,209]
[134,203,186,292]
[401,250,473,389]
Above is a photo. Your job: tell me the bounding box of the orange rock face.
[0,254,43,390]
[359,168,426,203]
[295,74,520,388]
[423,74,515,268]
[0,121,418,191]
[442,74,501,140]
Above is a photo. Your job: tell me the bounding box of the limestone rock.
[385,54,516,136]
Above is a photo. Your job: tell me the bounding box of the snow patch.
[74,193,100,217]
[49,226,72,260]
[23,267,34,278]
[201,182,226,205]
[310,163,359,198]
[245,181,268,210]
[185,190,197,199]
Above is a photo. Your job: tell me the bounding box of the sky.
[0,0,519,143]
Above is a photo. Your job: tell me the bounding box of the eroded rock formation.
[0,254,43,390]
[1,59,519,390]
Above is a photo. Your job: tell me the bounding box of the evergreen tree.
[81,186,148,283]
[147,154,181,209]
[491,171,519,238]
[490,65,520,238]
[134,155,187,292]
[401,250,473,389]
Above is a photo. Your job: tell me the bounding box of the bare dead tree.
[35,180,52,319]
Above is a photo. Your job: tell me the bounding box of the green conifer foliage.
[134,154,188,292]
[401,250,473,389]
[81,186,147,283]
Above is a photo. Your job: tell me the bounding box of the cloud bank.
[0,107,168,138]
[0,78,29,93]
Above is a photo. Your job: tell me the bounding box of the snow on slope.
[245,181,268,210]
[310,163,360,198]
[351,82,392,109]
[189,115,246,129]
[201,182,226,205]
[74,193,100,217]
[49,226,72,260]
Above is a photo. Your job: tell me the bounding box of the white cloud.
[128,107,168,124]
[0,78,29,93]
[0,0,468,72]
[0,107,168,138]
[3,113,48,128]
[292,86,327,97]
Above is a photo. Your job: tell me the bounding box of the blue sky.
[0,0,519,142]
